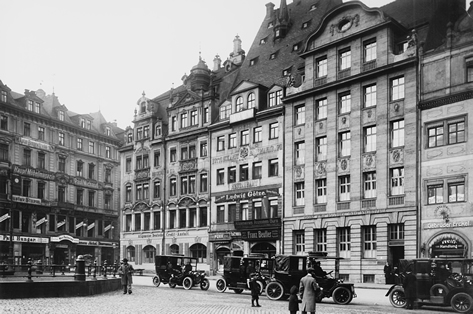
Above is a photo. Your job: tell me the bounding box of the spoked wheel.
[216,278,227,293]
[183,276,193,290]
[266,281,284,300]
[200,278,210,291]
[450,292,473,313]
[152,275,161,287]
[233,289,244,294]
[332,286,353,305]
[389,287,406,308]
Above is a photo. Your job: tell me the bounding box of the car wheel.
[200,278,210,291]
[332,286,353,305]
[389,287,406,308]
[450,292,473,313]
[169,280,177,288]
[216,278,227,293]
[266,281,284,300]
[183,277,193,290]
[152,275,161,287]
[233,289,244,294]
[256,280,265,295]
[430,284,449,296]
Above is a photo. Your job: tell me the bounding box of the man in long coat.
[403,271,417,309]
[299,268,320,314]
[118,258,134,294]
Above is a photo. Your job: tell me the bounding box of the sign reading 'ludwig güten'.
[215,188,279,203]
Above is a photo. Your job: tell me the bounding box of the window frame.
[391,76,405,101]
[363,84,377,108]
[316,98,327,120]
[316,56,328,78]
[363,39,377,63]
[363,172,377,199]
[339,175,351,201]
[295,105,305,125]
[339,48,351,71]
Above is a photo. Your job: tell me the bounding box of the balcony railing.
[389,196,405,206]
[314,204,326,212]
[361,199,376,208]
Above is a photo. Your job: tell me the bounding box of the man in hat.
[118,258,134,294]
[299,268,320,314]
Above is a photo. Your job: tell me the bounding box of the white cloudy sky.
[0,0,434,129]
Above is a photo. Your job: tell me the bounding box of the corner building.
[282,1,442,283]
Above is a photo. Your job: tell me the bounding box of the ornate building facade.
[0,82,122,266]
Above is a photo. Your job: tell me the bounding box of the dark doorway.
[389,246,404,268]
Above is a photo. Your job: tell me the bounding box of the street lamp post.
[8,208,13,266]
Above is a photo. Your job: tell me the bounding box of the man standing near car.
[403,270,417,310]
[299,268,320,314]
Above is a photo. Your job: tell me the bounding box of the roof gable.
[230,80,260,96]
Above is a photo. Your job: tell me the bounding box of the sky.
[0,0,448,129]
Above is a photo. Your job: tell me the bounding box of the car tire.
[430,284,449,296]
[152,275,161,287]
[200,278,210,291]
[216,278,227,293]
[169,281,177,288]
[233,289,244,294]
[332,286,353,305]
[256,280,265,295]
[183,277,193,290]
[389,287,406,308]
[450,292,473,313]
[266,281,284,300]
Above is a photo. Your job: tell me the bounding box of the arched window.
[236,96,244,112]
[170,244,179,255]
[247,93,256,109]
[190,243,207,263]
[250,242,276,258]
[143,245,156,263]
[126,246,135,262]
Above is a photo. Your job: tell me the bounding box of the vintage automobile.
[386,258,473,313]
[265,252,356,304]
[152,255,210,290]
[216,256,273,294]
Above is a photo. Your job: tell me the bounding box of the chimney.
[266,2,275,19]
[233,35,242,55]
[213,54,222,71]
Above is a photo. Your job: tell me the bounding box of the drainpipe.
[161,136,167,255]
[416,42,423,258]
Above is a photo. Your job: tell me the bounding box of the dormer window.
[293,43,301,52]
[80,118,86,128]
[0,91,6,103]
[282,67,292,77]
[140,101,146,114]
[260,37,267,45]
[106,127,111,136]
[34,102,40,113]
[127,133,133,143]
[236,96,244,112]
[27,100,33,111]
[247,93,256,109]
[86,120,91,130]
[268,21,274,28]
[249,57,258,66]
[302,20,310,29]
[58,111,65,121]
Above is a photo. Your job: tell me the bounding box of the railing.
[389,196,405,206]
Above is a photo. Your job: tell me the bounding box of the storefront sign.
[165,231,190,237]
[16,136,53,151]
[234,218,281,230]
[210,233,231,242]
[241,229,280,241]
[211,144,282,165]
[423,220,473,230]
[138,232,163,238]
[35,217,47,228]
[12,195,51,207]
[0,213,10,223]
[1,235,49,243]
[13,165,55,180]
[433,238,465,250]
[50,235,79,243]
[215,189,279,203]
[72,177,100,189]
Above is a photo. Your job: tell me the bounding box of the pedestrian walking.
[384,262,392,284]
[403,270,417,310]
[299,268,320,314]
[118,258,134,295]
[288,285,301,314]
[249,273,261,307]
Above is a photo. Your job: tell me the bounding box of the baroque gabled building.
[0,81,122,266]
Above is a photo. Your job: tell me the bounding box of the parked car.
[386,257,473,313]
[216,256,273,294]
[152,255,209,290]
[265,252,356,304]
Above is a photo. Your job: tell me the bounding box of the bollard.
[74,255,86,281]
[103,260,107,278]
[26,258,33,282]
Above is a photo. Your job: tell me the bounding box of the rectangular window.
[200,142,208,157]
[105,168,112,183]
[181,177,188,195]
[228,204,236,223]
[217,169,225,185]
[364,172,377,199]
[391,120,405,147]
[143,125,149,138]
[220,105,231,120]
[189,209,196,228]
[34,102,40,113]
[269,159,278,177]
[338,227,351,258]
[228,133,236,148]
[171,116,177,131]
[252,201,263,219]
[364,126,377,152]
[27,100,33,111]
[362,226,377,258]
[23,149,31,167]
[170,178,177,196]
[136,184,142,200]
[339,175,350,201]
[316,98,327,120]
[88,141,94,154]
[240,202,249,221]
[181,147,188,160]
[76,189,84,205]
[0,91,6,103]
[295,182,305,206]
[58,186,66,202]
[269,123,279,139]
[253,161,262,179]
[240,130,249,146]
[217,205,225,223]
[203,107,209,124]
[154,150,160,167]
[217,136,225,151]
[153,212,161,230]
[228,166,236,183]
[58,156,66,172]
[37,182,45,199]
[38,152,46,170]
[240,164,249,181]
[200,207,208,227]
[295,105,305,125]
[136,156,143,169]
[269,92,276,107]
[77,138,83,151]
[253,127,262,143]
[189,175,195,194]
[137,127,143,140]
[22,179,31,197]
[339,132,351,156]
[339,92,351,114]
[364,84,376,108]
[190,110,198,126]
[200,173,207,192]
[389,223,404,240]
[88,163,95,179]
[58,111,65,121]
[59,132,65,146]
[316,57,327,78]
[316,137,327,161]
[189,145,196,158]
[0,115,7,131]
[105,146,111,158]
[153,181,161,198]
[364,40,377,63]
[295,141,305,165]
[448,180,465,203]
[0,143,8,161]
[391,76,405,101]
[314,228,327,252]
[181,112,188,128]
[427,184,443,204]
[88,191,95,207]
[126,185,132,202]
[24,123,31,136]
[38,126,45,141]
[339,48,351,70]
[448,119,465,145]
[391,167,404,195]
[294,230,305,254]
[170,148,176,162]
[316,179,327,204]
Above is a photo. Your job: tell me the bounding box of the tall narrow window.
[170,178,177,196]
[391,167,404,195]
[316,98,327,120]
[23,149,31,167]
[253,127,262,143]
[391,120,405,147]
[217,136,225,151]
[339,48,351,70]
[240,164,249,181]
[38,126,45,141]
[37,182,45,199]
[269,123,279,139]
[316,137,327,161]
[252,161,262,179]
[339,175,350,201]
[228,133,236,148]
[58,156,66,172]
[190,110,198,126]
[228,167,236,183]
[339,93,351,114]
[364,126,376,152]
[364,40,377,63]
[200,173,208,192]
[105,146,111,158]
[58,186,65,202]
[240,130,249,146]
[217,205,225,223]
[88,163,95,179]
[24,123,31,136]
[294,230,305,254]
[269,159,278,177]
[247,93,255,109]
[295,105,305,125]
[22,179,31,197]
[364,84,376,108]
[171,116,177,131]
[240,202,249,220]
[154,150,160,167]
[181,112,188,128]
[38,152,46,170]
[316,57,327,78]
[448,119,465,144]
[236,96,244,112]
[170,148,176,162]
[338,227,351,258]
[77,138,83,151]
[216,169,224,185]
[339,132,351,157]
[391,76,405,101]
[88,190,95,207]
[88,141,94,154]
[59,132,65,146]
[316,179,327,204]
[364,172,377,199]
[295,141,305,165]
[181,177,188,195]
[314,229,327,252]
[0,115,7,131]
[295,182,305,206]
[200,142,208,157]
[77,189,84,205]
[153,181,161,198]
[362,226,377,258]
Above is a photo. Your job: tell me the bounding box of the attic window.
[58,111,65,121]
[80,118,86,128]
[302,20,311,29]
[270,53,277,60]
[260,37,267,45]
[293,43,301,52]
[34,102,40,113]
[250,57,258,66]
[309,4,317,11]
[86,120,91,130]
[268,21,274,28]
[0,91,6,103]
[282,67,292,77]
[106,127,111,136]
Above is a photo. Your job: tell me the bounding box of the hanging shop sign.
[50,235,80,243]
[215,188,279,203]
